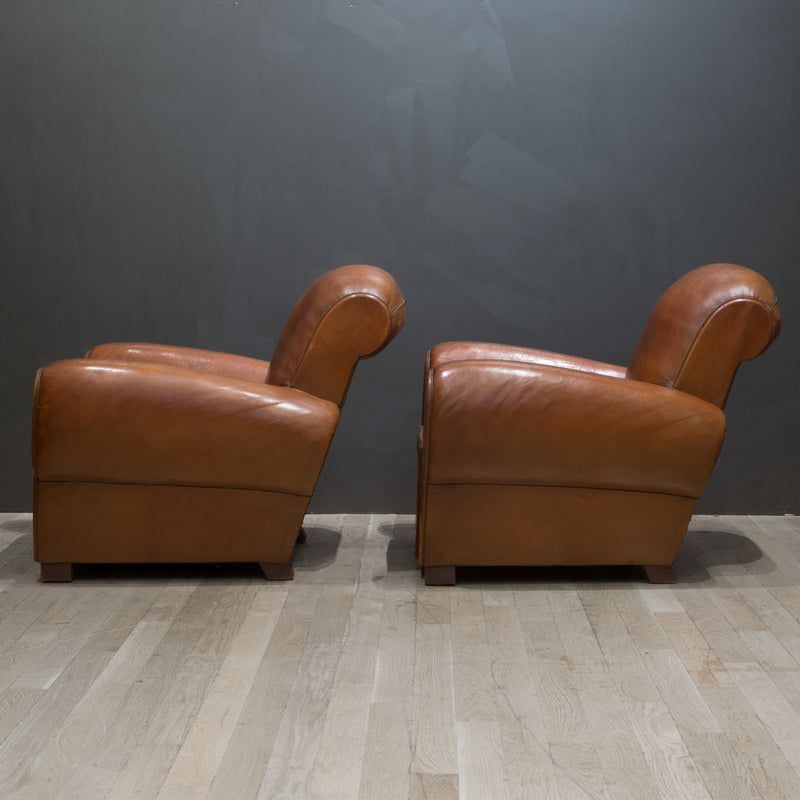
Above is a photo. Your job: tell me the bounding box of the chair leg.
[643,564,677,584]
[424,565,456,586]
[41,562,74,582]
[296,526,307,544]
[259,562,295,581]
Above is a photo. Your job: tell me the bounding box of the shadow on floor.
[291,525,342,573]
[380,520,418,574]
[378,526,771,589]
[0,518,33,533]
[15,525,343,585]
[674,528,771,584]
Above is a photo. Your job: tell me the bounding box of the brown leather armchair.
[33,265,406,581]
[416,263,780,585]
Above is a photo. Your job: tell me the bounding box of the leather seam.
[420,351,435,564]
[36,479,312,499]
[425,482,698,501]
[430,358,625,380]
[390,298,407,316]
[673,296,776,389]
[286,291,395,387]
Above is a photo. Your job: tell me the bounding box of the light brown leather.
[429,341,627,379]
[35,360,338,495]
[629,263,781,407]
[421,486,696,567]
[268,264,407,407]
[417,263,780,584]
[32,265,405,580]
[87,343,271,383]
[34,483,308,566]
[424,360,725,496]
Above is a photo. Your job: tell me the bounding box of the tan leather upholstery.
[33,265,405,581]
[268,264,407,406]
[86,342,272,383]
[629,263,781,407]
[416,264,780,585]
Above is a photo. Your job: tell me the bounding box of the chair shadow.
[292,525,342,573]
[382,521,419,574]
[0,518,33,533]
[378,523,772,589]
[46,525,342,585]
[0,520,775,588]
[673,528,772,584]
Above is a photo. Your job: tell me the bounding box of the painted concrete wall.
[2,0,798,512]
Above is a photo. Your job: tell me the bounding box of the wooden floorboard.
[1,511,800,798]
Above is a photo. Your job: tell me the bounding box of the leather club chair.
[416,263,781,585]
[32,265,406,582]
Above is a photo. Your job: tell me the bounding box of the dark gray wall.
[2,0,798,513]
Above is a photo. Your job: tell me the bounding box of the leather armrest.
[429,342,627,379]
[87,343,270,384]
[34,359,338,496]
[422,359,726,498]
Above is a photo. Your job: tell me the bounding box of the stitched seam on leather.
[674,296,775,389]
[426,482,699,501]
[286,291,392,387]
[37,479,312,498]
[432,358,624,379]
[420,356,436,564]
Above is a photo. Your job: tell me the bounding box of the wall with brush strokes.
[2,0,798,512]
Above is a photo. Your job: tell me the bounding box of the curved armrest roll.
[268,265,406,406]
[423,360,726,499]
[34,359,338,496]
[87,343,270,383]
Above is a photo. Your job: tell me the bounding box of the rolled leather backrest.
[267,264,406,406]
[628,263,781,408]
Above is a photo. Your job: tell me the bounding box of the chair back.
[628,263,781,407]
[267,265,406,406]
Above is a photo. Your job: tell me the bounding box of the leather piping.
[37,479,313,499]
[284,292,401,386]
[425,482,700,501]
[672,295,778,389]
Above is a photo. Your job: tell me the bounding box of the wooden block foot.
[260,562,295,581]
[643,564,677,584]
[40,562,74,582]
[424,565,456,586]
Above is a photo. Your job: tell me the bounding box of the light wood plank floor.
[1,512,800,799]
